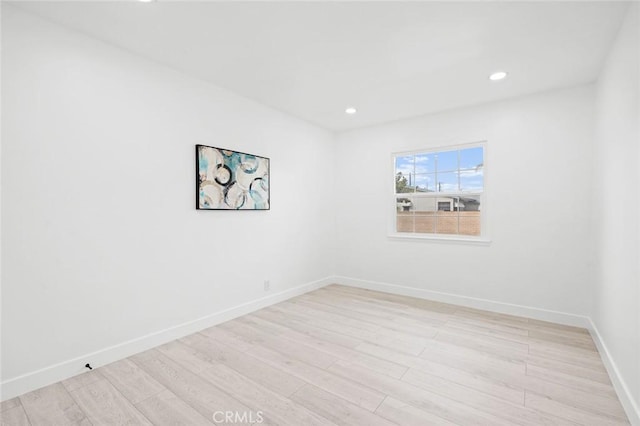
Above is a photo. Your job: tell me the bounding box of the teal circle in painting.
[240,154,259,174]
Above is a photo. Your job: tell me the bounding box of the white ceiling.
[11,1,630,131]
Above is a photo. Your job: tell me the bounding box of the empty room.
[1,1,639,425]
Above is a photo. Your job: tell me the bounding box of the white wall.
[1,5,335,391]
[335,85,596,316]
[2,2,638,416]
[593,3,640,412]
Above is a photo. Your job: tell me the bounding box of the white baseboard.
[334,275,639,424]
[333,276,590,327]
[0,276,333,401]
[587,320,640,425]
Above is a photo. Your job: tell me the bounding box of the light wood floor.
[0,285,630,425]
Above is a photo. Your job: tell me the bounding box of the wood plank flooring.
[0,285,630,425]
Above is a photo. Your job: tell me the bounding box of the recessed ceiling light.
[489,71,508,81]
[345,107,357,115]
[138,0,155,3]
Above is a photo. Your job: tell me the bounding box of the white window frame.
[389,140,490,244]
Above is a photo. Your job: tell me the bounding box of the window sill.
[387,233,491,245]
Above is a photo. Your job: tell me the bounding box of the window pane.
[414,197,436,234]
[459,214,481,236]
[395,171,415,193]
[435,197,459,235]
[460,147,484,170]
[436,150,458,172]
[459,195,481,236]
[437,171,459,192]
[436,214,459,235]
[414,214,436,233]
[459,195,481,212]
[415,173,435,193]
[396,215,414,232]
[414,153,435,173]
[413,197,437,214]
[396,197,414,232]
[459,168,484,192]
[396,196,413,212]
[436,196,459,212]
[395,155,414,175]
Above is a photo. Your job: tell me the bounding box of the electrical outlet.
[264,280,270,291]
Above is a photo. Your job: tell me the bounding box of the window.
[393,143,485,239]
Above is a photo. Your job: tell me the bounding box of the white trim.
[387,233,491,245]
[334,275,590,328]
[393,140,487,156]
[0,276,334,401]
[587,320,640,425]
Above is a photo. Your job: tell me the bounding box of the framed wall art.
[196,144,270,210]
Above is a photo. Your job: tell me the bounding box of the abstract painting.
[196,144,270,210]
